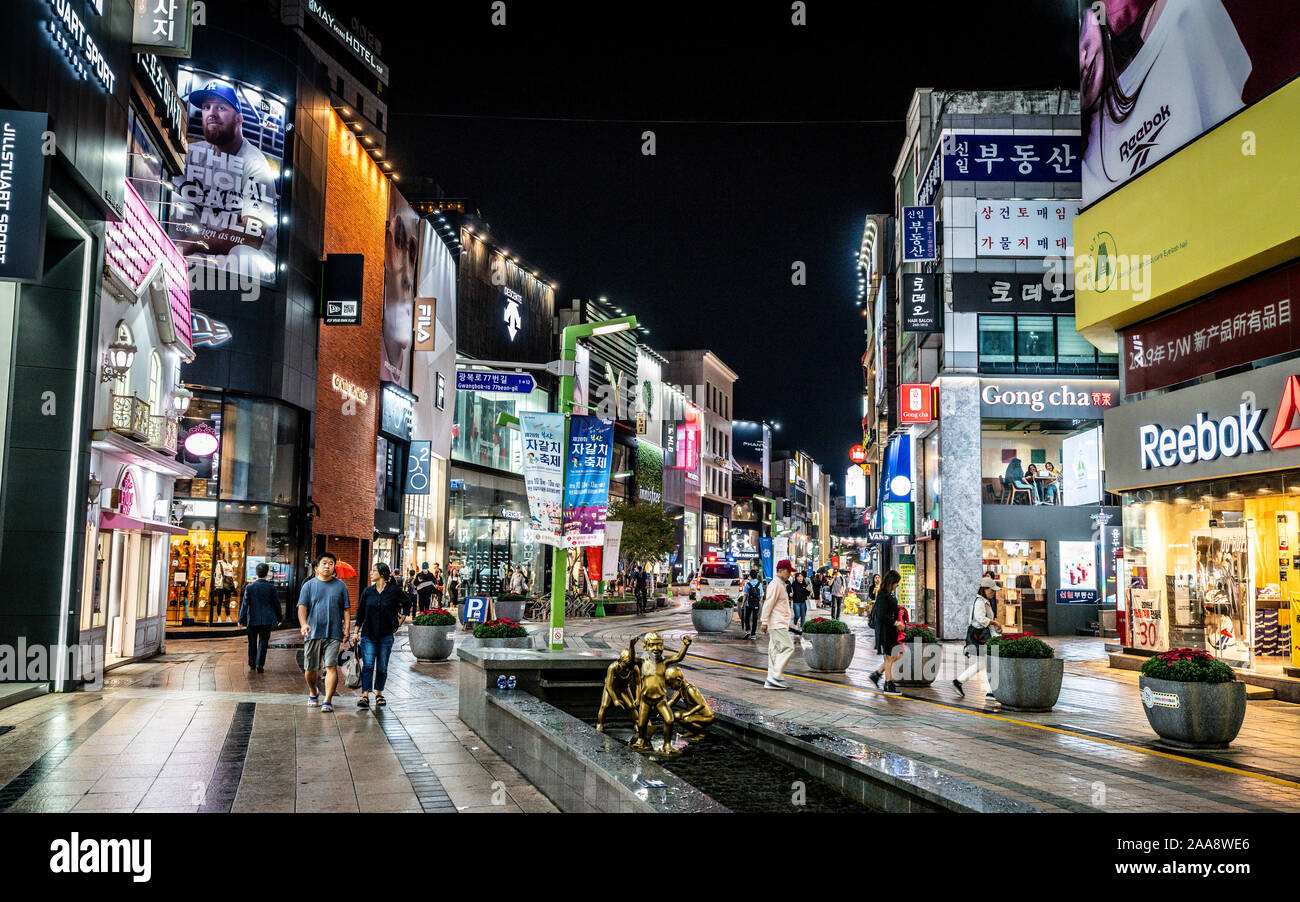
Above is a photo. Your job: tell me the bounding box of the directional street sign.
[455,370,536,393]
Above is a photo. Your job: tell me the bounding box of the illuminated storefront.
[1106,357,1300,672]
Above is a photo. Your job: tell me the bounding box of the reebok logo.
[1139,403,1266,469]
[1119,104,1172,174]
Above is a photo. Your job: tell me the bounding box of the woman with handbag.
[952,576,1004,697]
[867,570,904,696]
[351,562,407,711]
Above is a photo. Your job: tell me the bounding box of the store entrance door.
[1192,525,1254,669]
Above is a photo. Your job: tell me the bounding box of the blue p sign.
[464,596,489,624]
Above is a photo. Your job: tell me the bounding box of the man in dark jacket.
[239,563,283,673]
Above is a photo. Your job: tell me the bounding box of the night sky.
[325,0,1080,482]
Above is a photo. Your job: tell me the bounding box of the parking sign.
[463,596,489,624]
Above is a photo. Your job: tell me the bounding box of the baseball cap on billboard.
[189,81,239,111]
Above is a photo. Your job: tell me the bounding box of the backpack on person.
[745,579,762,607]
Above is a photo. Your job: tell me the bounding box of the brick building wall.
[313,110,389,605]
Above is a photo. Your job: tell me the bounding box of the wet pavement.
[2,600,1298,813]
[0,629,555,814]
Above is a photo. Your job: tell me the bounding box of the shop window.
[980,428,1066,505]
[126,111,167,222]
[979,314,1118,376]
[451,384,547,474]
[1056,316,1098,373]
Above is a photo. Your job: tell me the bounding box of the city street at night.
[1,0,1299,887]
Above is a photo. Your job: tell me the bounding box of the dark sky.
[327,0,1079,483]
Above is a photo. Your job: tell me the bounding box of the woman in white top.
[953,577,1005,697]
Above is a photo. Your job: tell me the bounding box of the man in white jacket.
[953,577,1005,697]
[761,559,796,690]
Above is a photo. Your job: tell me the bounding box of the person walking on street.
[867,570,904,696]
[761,560,796,689]
[297,553,351,712]
[352,562,406,711]
[953,577,1004,697]
[633,565,650,615]
[431,564,445,606]
[810,571,823,607]
[238,562,282,673]
[446,567,461,608]
[741,569,764,638]
[829,569,847,620]
[413,562,436,613]
[789,570,810,636]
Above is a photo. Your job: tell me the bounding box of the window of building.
[978,315,1118,376]
[148,352,162,414]
[357,91,364,113]
[126,109,166,222]
[335,74,345,94]
[375,109,384,130]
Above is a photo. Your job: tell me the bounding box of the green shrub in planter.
[413,609,456,626]
[903,624,939,643]
[692,595,735,610]
[473,619,528,639]
[986,632,1053,659]
[1140,648,1236,683]
[802,617,849,635]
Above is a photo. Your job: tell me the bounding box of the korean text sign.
[563,416,614,548]
[902,206,936,263]
[976,200,1078,257]
[520,412,564,546]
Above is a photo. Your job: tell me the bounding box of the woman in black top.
[352,562,407,710]
[789,571,811,633]
[868,570,904,696]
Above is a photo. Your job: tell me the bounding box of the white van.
[698,561,743,601]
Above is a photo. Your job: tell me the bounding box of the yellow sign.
[1292,598,1300,667]
[1073,78,1300,347]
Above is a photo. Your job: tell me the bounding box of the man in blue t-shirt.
[297,552,351,712]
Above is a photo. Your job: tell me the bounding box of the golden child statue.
[627,631,691,756]
[595,639,641,732]
[666,665,714,741]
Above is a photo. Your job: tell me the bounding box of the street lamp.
[547,314,638,647]
[171,386,193,414]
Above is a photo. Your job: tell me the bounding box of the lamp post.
[547,315,637,649]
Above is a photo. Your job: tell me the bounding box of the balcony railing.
[110,393,176,452]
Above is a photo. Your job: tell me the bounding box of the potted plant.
[986,632,1063,712]
[802,617,855,672]
[471,618,533,649]
[895,624,941,687]
[495,593,528,623]
[408,609,457,662]
[691,595,734,633]
[1138,648,1246,749]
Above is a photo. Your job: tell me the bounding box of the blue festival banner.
[759,537,774,581]
[563,416,614,548]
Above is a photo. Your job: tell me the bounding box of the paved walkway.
[571,602,1300,813]
[0,629,555,814]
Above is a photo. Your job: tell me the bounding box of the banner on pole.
[601,521,624,582]
[586,546,602,582]
[520,412,565,546]
[563,416,614,548]
[759,537,774,581]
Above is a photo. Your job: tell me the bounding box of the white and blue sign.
[917,133,1082,207]
[902,206,936,263]
[463,596,489,624]
[456,370,535,394]
[404,440,431,495]
[759,537,774,581]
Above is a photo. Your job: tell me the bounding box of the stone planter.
[1139,675,1247,749]
[655,596,667,608]
[895,639,941,687]
[802,632,856,673]
[691,607,732,633]
[408,623,456,662]
[495,598,527,623]
[472,635,534,650]
[989,655,1064,712]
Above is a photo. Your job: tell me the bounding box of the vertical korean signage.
[520,412,564,546]
[898,553,917,618]
[132,0,195,56]
[0,111,50,283]
[564,416,614,548]
[901,273,940,333]
[901,206,936,262]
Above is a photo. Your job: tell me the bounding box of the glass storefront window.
[979,316,1015,373]
[1119,473,1300,669]
[978,315,1118,376]
[451,386,549,474]
[982,539,1047,632]
[448,467,545,598]
[1016,317,1056,373]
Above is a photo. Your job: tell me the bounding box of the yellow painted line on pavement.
[685,653,1300,791]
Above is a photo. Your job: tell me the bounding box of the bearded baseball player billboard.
[170,68,288,285]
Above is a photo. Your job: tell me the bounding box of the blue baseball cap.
[188,81,239,112]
